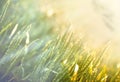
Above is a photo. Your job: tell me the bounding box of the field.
[0,0,120,82]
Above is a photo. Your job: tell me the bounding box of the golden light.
[63,59,67,65]
[46,8,54,17]
[40,5,54,17]
[74,64,79,74]
[38,0,120,61]
[44,0,120,60]
[117,63,120,68]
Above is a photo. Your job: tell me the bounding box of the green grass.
[0,0,120,82]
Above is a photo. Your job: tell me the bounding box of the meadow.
[0,0,120,82]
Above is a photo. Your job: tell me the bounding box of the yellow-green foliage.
[0,0,120,82]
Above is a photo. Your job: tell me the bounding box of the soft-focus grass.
[0,0,120,82]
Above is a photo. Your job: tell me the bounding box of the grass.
[0,0,120,82]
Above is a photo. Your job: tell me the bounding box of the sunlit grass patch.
[0,0,120,82]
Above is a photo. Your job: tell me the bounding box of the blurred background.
[0,0,120,81]
[39,0,120,59]
[1,0,120,59]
